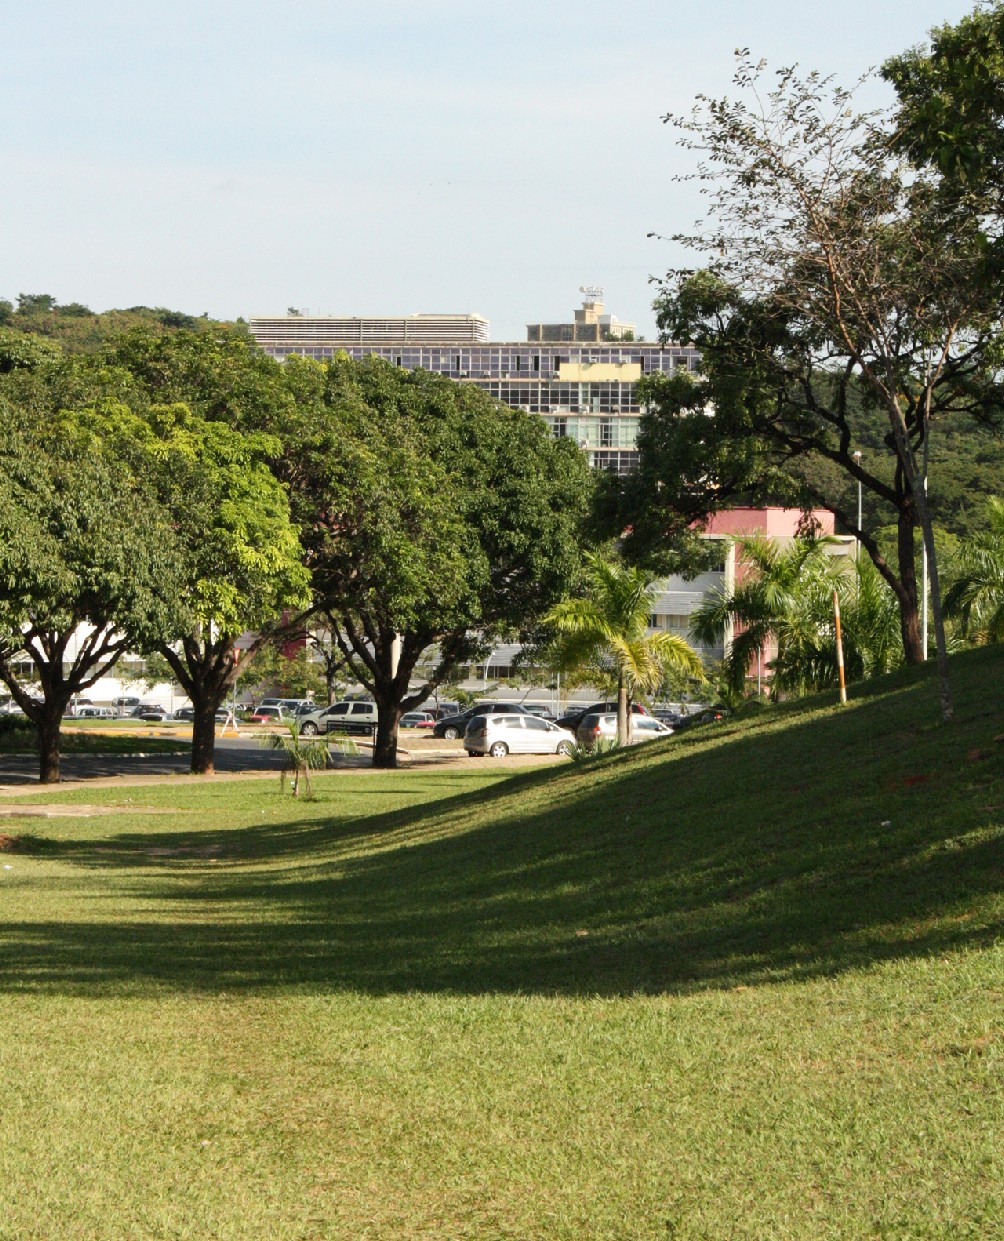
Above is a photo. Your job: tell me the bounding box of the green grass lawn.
[0,649,1002,1238]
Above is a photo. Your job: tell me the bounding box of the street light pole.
[921,451,930,660]
[852,450,862,597]
[852,451,863,553]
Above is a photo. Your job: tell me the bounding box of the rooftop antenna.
[579,284,604,302]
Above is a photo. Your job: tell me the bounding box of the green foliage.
[279,353,593,765]
[262,720,340,797]
[0,295,223,354]
[883,4,1004,191]
[106,325,291,430]
[17,293,57,315]
[0,385,187,778]
[547,550,704,741]
[944,495,1004,643]
[692,536,904,697]
[0,328,61,375]
[0,331,309,775]
[567,735,622,763]
[0,713,32,742]
[624,52,1004,700]
[238,638,327,702]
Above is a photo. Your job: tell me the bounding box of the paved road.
[0,736,299,786]
[0,733,478,786]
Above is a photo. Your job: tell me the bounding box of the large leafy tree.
[546,551,704,744]
[0,398,183,782]
[615,54,1004,725]
[277,354,593,768]
[68,400,312,774]
[103,329,312,773]
[883,4,1004,201]
[107,324,293,430]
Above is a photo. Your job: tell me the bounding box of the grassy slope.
[0,648,1001,1238]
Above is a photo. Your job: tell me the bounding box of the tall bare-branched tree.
[619,53,1004,723]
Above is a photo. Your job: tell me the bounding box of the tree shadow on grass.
[2,650,1003,998]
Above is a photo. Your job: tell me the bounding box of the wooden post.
[833,590,847,705]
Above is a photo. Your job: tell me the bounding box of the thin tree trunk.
[896,501,924,665]
[616,674,629,746]
[914,488,954,723]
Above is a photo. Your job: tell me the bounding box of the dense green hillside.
[0,292,231,353]
[796,412,1004,542]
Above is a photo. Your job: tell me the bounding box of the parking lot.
[0,729,570,786]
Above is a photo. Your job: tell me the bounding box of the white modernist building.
[249,294,698,476]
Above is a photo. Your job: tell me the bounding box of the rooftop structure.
[248,312,490,350]
[527,288,636,343]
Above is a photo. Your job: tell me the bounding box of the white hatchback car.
[465,713,577,759]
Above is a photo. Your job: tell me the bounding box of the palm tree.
[546,551,704,744]
[691,534,903,698]
[262,721,342,797]
[944,496,1004,644]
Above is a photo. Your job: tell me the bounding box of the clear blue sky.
[0,0,979,340]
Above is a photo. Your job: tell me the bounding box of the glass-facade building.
[249,301,698,475]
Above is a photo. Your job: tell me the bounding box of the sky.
[0,0,981,341]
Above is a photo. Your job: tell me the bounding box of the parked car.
[400,711,435,729]
[671,705,729,733]
[258,698,314,715]
[74,705,115,719]
[427,702,460,721]
[129,703,162,718]
[135,706,169,722]
[465,713,577,759]
[433,702,533,740]
[575,712,673,751]
[245,705,287,723]
[298,700,378,736]
[113,696,142,710]
[172,706,196,721]
[555,701,651,732]
[522,705,557,721]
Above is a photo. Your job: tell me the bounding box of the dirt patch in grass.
[0,804,187,819]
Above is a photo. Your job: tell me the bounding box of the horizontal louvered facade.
[248,313,490,349]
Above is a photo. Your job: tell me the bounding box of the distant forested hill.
[0,292,234,354]
[781,367,1004,543]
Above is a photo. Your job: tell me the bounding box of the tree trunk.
[190,697,218,775]
[913,485,954,723]
[372,699,401,769]
[616,675,630,746]
[896,500,924,665]
[36,707,64,784]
